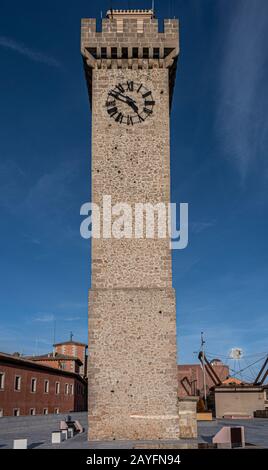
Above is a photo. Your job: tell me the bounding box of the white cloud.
[33,314,55,323]
[217,0,268,181]
[0,36,60,67]
[191,220,216,234]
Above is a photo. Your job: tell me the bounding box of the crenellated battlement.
[81,15,179,62]
[81,12,179,107]
[81,16,178,35]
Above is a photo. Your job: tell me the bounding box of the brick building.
[26,339,88,377]
[26,353,82,374]
[54,340,88,377]
[0,352,87,417]
[178,360,229,398]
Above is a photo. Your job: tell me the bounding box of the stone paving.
[0,412,268,449]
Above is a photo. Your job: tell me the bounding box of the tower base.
[88,287,180,440]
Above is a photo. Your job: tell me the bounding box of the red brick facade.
[28,354,82,374]
[26,340,88,377]
[54,341,88,376]
[0,353,87,417]
[178,361,229,398]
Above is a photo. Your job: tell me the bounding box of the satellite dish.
[229,348,244,360]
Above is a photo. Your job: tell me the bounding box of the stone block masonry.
[82,10,196,440]
[88,288,178,440]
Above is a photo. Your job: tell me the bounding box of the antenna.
[35,338,39,356]
[70,331,74,342]
[52,319,56,356]
[53,319,56,345]
[200,332,207,405]
[152,0,155,12]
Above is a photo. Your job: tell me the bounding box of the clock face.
[105,81,155,125]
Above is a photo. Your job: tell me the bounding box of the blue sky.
[0,0,268,364]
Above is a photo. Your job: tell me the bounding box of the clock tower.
[81,9,184,441]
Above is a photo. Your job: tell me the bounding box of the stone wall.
[81,11,196,441]
[91,67,172,290]
[88,288,179,440]
[178,397,198,439]
[215,386,265,418]
[81,16,179,58]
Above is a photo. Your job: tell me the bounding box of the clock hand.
[116,92,137,105]
[128,101,139,113]
[109,91,139,112]
[110,92,128,104]
[124,94,137,105]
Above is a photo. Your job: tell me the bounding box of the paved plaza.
[0,412,268,449]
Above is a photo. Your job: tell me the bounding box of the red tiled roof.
[26,353,82,365]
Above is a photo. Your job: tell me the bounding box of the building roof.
[0,352,86,382]
[177,363,228,368]
[222,377,243,385]
[26,353,82,366]
[106,9,155,20]
[53,341,88,348]
[214,384,263,392]
[210,358,223,364]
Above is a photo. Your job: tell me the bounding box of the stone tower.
[81,9,181,441]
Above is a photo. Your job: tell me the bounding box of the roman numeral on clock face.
[145,100,155,106]
[115,83,125,93]
[108,107,118,117]
[115,112,123,123]
[144,108,153,115]
[127,81,134,91]
[142,91,151,99]
[127,115,133,125]
[106,100,116,107]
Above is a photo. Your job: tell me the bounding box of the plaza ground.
[0,412,268,449]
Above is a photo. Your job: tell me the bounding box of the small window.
[132,47,139,59]
[14,375,21,391]
[31,378,37,393]
[43,408,48,415]
[13,408,20,417]
[153,48,160,59]
[65,384,69,395]
[0,409,3,418]
[54,408,59,415]
[55,382,60,395]
[69,384,73,395]
[101,47,107,59]
[30,408,36,416]
[44,380,49,394]
[111,47,117,59]
[143,48,149,59]
[0,372,5,390]
[88,47,97,58]
[121,47,128,59]
[164,47,174,58]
